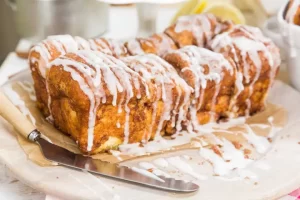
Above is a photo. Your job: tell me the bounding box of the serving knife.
[0,91,199,192]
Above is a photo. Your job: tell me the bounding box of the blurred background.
[0,0,284,64]
[0,0,19,63]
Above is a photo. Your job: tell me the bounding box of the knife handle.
[0,91,36,140]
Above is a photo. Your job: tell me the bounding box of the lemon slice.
[171,0,200,24]
[190,0,207,14]
[204,2,246,24]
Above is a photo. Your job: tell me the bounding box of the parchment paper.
[8,82,287,166]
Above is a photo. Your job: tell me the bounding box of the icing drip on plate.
[166,156,207,180]
[3,84,36,125]
[199,138,252,176]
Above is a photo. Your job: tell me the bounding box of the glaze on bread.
[164,46,237,126]
[28,14,281,154]
[47,51,192,154]
[208,25,280,116]
[164,14,233,48]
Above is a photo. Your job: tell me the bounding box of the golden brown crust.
[208,25,281,116]
[164,14,234,48]
[125,33,177,57]
[29,36,129,118]
[121,54,192,135]
[28,15,281,154]
[46,51,192,154]
[47,51,157,154]
[164,46,236,124]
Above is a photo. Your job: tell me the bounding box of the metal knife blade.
[36,135,199,192]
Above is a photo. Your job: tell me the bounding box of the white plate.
[0,71,300,200]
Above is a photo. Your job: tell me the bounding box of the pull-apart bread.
[164,14,233,48]
[164,46,237,126]
[208,25,280,117]
[47,51,191,154]
[29,35,127,118]
[28,14,281,154]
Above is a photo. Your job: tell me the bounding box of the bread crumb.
[244,149,251,154]
[232,141,242,149]
[147,169,154,173]
[212,145,222,156]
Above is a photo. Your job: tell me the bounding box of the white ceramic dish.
[262,0,300,92]
[0,70,300,200]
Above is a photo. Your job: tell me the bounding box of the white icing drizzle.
[267,116,282,138]
[153,158,169,168]
[3,84,36,125]
[126,39,145,55]
[122,54,192,139]
[174,14,219,47]
[110,150,123,161]
[74,36,91,49]
[106,39,127,57]
[199,138,252,176]
[89,38,112,55]
[237,169,258,180]
[150,34,175,56]
[242,124,270,154]
[166,156,207,180]
[168,46,234,129]
[118,131,196,156]
[138,162,171,178]
[210,25,280,116]
[29,35,86,120]
[49,50,147,151]
[17,81,36,101]
[131,167,165,182]
[30,35,127,84]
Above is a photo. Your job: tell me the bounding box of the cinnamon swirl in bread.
[208,25,280,117]
[164,46,237,126]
